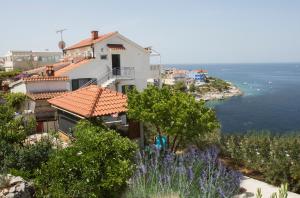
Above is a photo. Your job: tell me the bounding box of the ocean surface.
[170,63,300,133]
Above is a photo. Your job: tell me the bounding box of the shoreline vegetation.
[195,78,243,101]
[168,76,243,101]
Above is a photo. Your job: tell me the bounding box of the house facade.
[2,50,62,72]
[48,85,141,141]
[50,30,160,92]
[9,74,69,132]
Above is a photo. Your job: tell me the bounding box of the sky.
[1,0,300,64]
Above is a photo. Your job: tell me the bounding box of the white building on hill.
[28,30,161,92]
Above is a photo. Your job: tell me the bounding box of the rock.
[9,176,24,185]
[0,174,34,198]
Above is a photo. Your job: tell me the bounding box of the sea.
[170,63,300,134]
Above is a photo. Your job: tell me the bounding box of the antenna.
[56,29,67,41]
[56,29,67,50]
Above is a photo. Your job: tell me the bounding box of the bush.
[126,146,241,198]
[3,92,26,110]
[0,139,53,179]
[221,132,300,193]
[35,121,138,198]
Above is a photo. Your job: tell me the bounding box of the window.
[58,110,80,136]
[101,55,107,60]
[72,78,95,91]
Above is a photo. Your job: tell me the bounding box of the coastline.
[195,82,243,101]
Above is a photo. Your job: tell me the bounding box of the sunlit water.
[170,63,300,133]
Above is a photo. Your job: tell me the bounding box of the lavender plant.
[126,146,241,198]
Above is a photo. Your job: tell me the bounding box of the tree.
[127,86,219,152]
[173,80,187,92]
[35,120,138,198]
[189,83,196,92]
[3,92,26,111]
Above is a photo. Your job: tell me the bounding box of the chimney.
[45,65,55,77]
[91,30,98,40]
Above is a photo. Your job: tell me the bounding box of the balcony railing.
[81,67,135,88]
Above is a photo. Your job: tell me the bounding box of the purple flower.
[187,166,194,182]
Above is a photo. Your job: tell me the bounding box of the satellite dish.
[58,40,66,50]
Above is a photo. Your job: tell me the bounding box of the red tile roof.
[48,85,127,118]
[55,59,92,76]
[27,91,68,100]
[192,69,208,73]
[23,76,69,82]
[107,44,125,50]
[64,32,118,50]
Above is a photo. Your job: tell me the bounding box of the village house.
[2,50,62,72]
[162,68,208,86]
[9,67,69,132]
[48,85,141,141]
[26,30,161,93]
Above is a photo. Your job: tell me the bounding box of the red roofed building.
[9,68,70,132]
[50,30,160,92]
[48,85,140,139]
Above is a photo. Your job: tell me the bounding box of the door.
[112,54,120,75]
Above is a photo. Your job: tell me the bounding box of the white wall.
[26,81,70,92]
[63,33,158,91]
[11,83,27,93]
[11,81,70,93]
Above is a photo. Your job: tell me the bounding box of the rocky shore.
[195,83,243,101]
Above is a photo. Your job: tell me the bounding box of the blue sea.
[170,63,300,133]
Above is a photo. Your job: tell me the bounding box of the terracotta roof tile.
[48,85,127,118]
[27,91,68,100]
[64,32,118,50]
[55,59,91,76]
[23,76,69,82]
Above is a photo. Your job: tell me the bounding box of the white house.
[49,30,161,92]
[9,72,70,133]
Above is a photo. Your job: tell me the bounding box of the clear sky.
[1,0,300,64]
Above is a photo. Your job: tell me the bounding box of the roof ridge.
[88,86,103,117]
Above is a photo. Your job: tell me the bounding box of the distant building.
[163,68,188,85]
[2,50,62,71]
[0,57,4,69]
[162,68,208,86]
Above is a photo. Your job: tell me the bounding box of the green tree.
[127,86,219,151]
[189,83,196,92]
[35,120,138,198]
[3,92,26,111]
[173,81,187,92]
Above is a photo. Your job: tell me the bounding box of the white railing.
[80,67,135,88]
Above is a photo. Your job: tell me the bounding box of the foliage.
[173,80,187,92]
[189,83,196,92]
[3,92,26,110]
[0,105,27,144]
[256,183,288,198]
[35,121,138,198]
[126,146,241,198]
[127,85,219,151]
[197,77,231,94]
[4,141,53,179]
[0,70,21,80]
[221,133,300,193]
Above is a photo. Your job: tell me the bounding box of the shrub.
[3,92,26,110]
[35,122,138,198]
[221,133,300,193]
[126,146,242,198]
